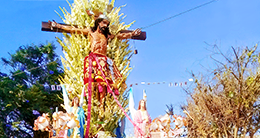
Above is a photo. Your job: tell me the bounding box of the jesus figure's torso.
[90,30,108,56]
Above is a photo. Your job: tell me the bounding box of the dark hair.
[91,18,111,38]
[71,97,79,107]
[138,99,147,110]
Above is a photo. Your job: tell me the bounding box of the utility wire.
[140,0,217,29]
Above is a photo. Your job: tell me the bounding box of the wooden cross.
[41,21,146,40]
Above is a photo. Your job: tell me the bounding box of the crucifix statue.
[43,13,145,111]
[42,8,147,137]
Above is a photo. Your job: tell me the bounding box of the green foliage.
[0,42,64,137]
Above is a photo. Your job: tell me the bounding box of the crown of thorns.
[87,10,110,22]
[96,14,110,22]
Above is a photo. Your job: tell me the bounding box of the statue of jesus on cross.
[48,14,142,111]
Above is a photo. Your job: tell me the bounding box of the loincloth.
[83,53,123,94]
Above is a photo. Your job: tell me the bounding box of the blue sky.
[1,0,260,134]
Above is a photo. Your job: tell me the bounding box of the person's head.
[138,99,147,110]
[71,97,79,107]
[98,18,110,31]
[91,15,111,38]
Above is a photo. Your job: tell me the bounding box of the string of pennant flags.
[50,78,194,91]
[129,78,194,87]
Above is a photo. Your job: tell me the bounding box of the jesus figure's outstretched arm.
[48,20,90,35]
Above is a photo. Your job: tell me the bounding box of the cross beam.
[41,21,146,40]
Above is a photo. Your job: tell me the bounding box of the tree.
[184,44,260,138]
[0,42,64,137]
[55,0,134,137]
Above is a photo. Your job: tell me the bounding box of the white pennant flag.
[56,85,61,91]
[179,82,183,87]
[174,82,178,87]
[169,83,173,87]
[51,85,56,91]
